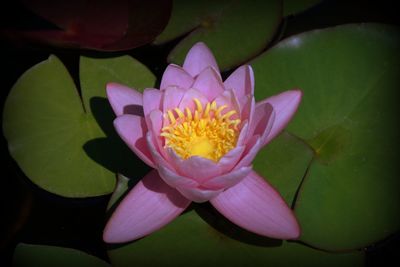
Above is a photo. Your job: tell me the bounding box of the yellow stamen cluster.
[161,98,241,162]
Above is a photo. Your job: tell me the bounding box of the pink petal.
[148,110,165,155]
[213,89,240,120]
[236,135,262,169]
[178,88,208,111]
[143,88,163,118]
[165,145,245,184]
[239,95,255,122]
[203,166,252,189]
[146,132,175,171]
[163,86,186,113]
[259,90,302,145]
[248,102,275,144]
[157,164,199,189]
[217,145,246,172]
[103,170,191,243]
[114,115,155,168]
[166,150,222,183]
[237,121,249,146]
[177,186,223,203]
[160,64,194,90]
[183,42,220,77]
[106,82,143,116]
[224,65,254,98]
[191,67,224,100]
[210,171,301,239]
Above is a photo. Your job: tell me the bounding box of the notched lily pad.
[3,54,155,197]
[251,23,400,251]
[253,131,314,205]
[156,0,282,70]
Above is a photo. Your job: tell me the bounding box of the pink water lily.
[103,42,302,243]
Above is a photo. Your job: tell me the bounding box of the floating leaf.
[251,23,400,250]
[253,131,314,205]
[14,243,110,267]
[9,0,172,51]
[155,0,282,70]
[3,55,155,197]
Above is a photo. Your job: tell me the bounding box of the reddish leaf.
[8,0,172,51]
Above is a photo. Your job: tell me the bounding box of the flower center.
[161,98,241,162]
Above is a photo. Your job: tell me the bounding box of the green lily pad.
[283,0,321,16]
[251,24,400,250]
[3,55,155,197]
[253,131,314,205]
[156,0,282,71]
[14,243,110,267]
[107,172,364,267]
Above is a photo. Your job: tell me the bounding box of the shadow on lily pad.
[195,203,283,247]
[83,97,150,182]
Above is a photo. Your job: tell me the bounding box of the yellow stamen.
[161,98,241,162]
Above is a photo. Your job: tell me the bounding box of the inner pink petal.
[143,88,163,118]
[191,67,224,101]
[178,88,209,111]
[182,42,220,77]
[160,64,194,90]
[224,65,254,98]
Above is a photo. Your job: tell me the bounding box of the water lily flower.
[103,42,302,243]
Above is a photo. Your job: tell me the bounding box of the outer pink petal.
[160,64,194,90]
[177,186,223,203]
[191,67,224,100]
[106,83,143,116]
[203,166,252,189]
[224,65,254,98]
[103,170,191,243]
[114,115,155,168]
[248,102,275,144]
[259,89,302,145]
[183,42,220,77]
[210,171,301,239]
[143,88,163,118]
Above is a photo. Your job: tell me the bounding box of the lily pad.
[14,243,110,267]
[107,171,364,267]
[155,0,282,71]
[253,131,314,205]
[3,55,155,197]
[251,23,400,250]
[283,0,321,16]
